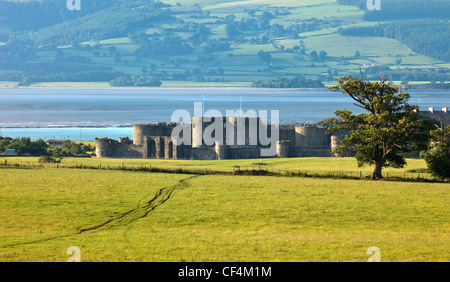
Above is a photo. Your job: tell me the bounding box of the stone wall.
[183,146,217,160]
[279,126,296,144]
[420,107,449,127]
[290,147,333,158]
[97,119,353,160]
[226,146,262,159]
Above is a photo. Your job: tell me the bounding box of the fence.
[1,159,447,183]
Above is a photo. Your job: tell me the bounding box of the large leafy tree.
[425,126,450,181]
[329,74,431,179]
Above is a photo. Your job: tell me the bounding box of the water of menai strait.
[0,88,449,141]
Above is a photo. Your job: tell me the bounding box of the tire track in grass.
[2,175,200,248]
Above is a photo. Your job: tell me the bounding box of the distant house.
[5,149,16,155]
[46,139,69,147]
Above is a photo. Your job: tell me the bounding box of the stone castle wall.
[420,107,449,127]
[133,123,177,146]
[96,138,143,159]
[97,118,351,160]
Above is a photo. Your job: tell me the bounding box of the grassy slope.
[0,167,448,262]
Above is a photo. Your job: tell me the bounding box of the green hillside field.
[0,0,448,88]
[0,157,449,262]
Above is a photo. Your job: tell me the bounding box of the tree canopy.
[425,126,450,181]
[329,74,431,179]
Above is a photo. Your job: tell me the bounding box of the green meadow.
[0,157,448,262]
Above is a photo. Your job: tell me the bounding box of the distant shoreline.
[0,85,325,91]
[0,126,133,129]
[0,85,449,91]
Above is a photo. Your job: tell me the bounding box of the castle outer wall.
[96,106,449,160]
[96,118,345,160]
[420,107,449,127]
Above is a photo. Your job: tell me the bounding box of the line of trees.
[0,138,48,156]
[109,75,162,87]
[252,77,325,88]
[0,138,92,157]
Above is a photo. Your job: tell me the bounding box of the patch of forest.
[340,20,450,61]
[34,3,173,46]
[337,0,450,21]
[0,0,166,31]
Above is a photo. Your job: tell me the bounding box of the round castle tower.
[215,141,228,160]
[226,116,261,146]
[295,126,328,147]
[192,117,227,148]
[133,123,176,146]
[95,138,117,158]
[276,140,291,158]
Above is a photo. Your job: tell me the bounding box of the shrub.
[39,156,62,164]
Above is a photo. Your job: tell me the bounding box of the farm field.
[0,157,449,262]
[1,156,434,179]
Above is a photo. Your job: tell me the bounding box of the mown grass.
[0,168,448,262]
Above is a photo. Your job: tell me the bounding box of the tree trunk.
[372,162,383,180]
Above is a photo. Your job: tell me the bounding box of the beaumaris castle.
[95,106,449,160]
[96,117,346,160]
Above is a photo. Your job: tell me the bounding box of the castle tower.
[276,141,290,158]
[192,117,226,148]
[330,135,340,151]
[215,141,228,160]
[133,123,175,146]
[226,117,260,146]
[95,138,116,158]
[295,126,328,148]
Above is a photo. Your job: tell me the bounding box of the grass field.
[0,157,448,262]
[0,156,434,179]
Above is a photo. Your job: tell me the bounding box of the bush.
[39,156,62,164]
[425,127,450,181]
[50,141,91,157]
